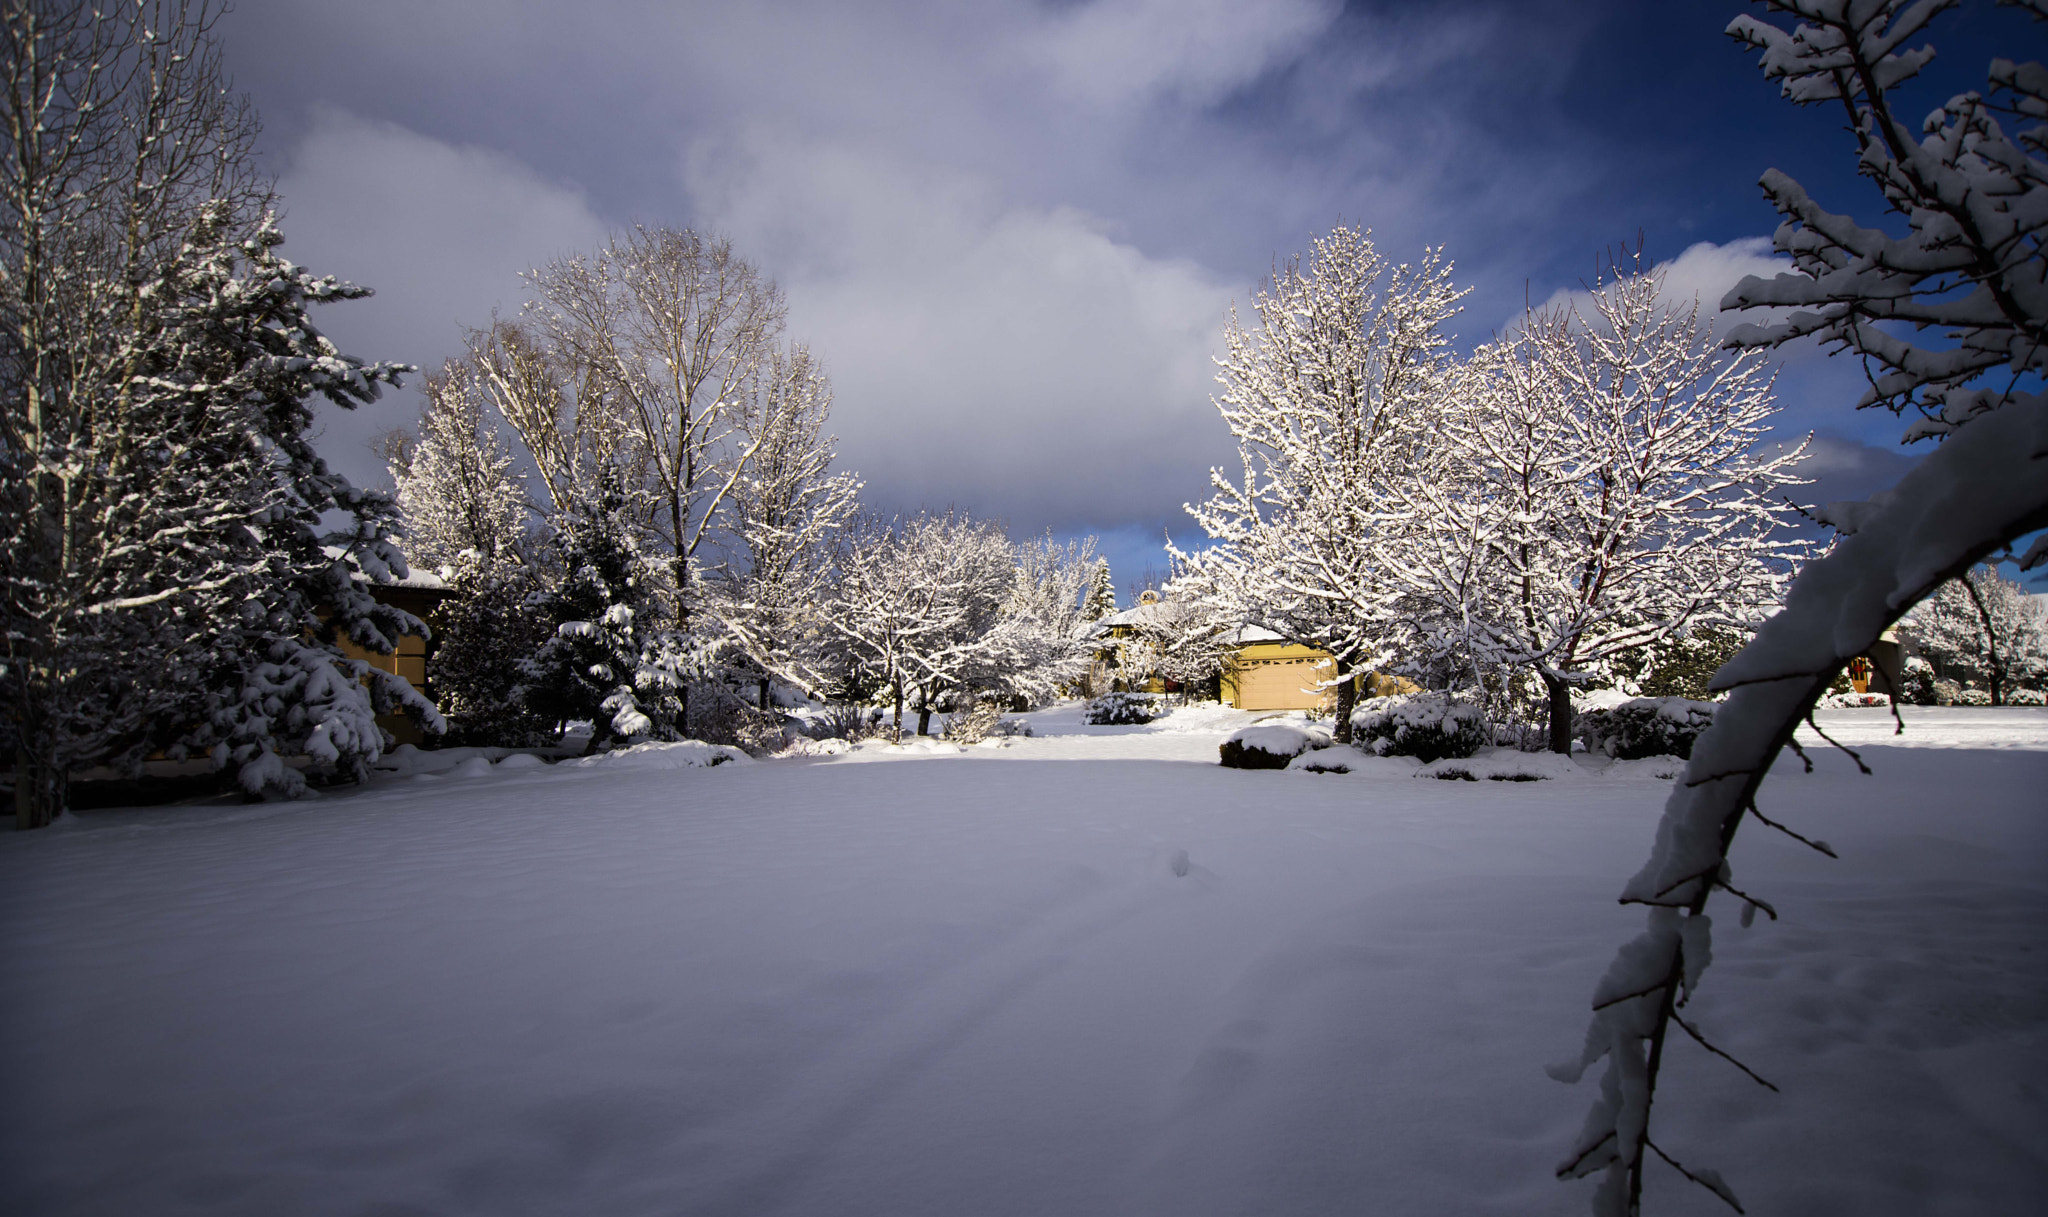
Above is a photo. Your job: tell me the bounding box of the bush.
[1819,691,1890,708]
[1932,677,1962,705]
[1219,722,1330,769]
[2007,687,2045,706]
[1084,692,1162,725]
[1575,697,1716,760]
[1351,694,1488,763]
[941,698,1006,744]
[1956,687,1992,706]
[1897,655,1938,706]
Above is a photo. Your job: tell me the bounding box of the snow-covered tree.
[705,343,860,708]
[519,474,693,750]
[523,227,785,623]
[1178,226,1465,741]
[825,511,1019,739]
[1082,556,1117,621]
[999,533,1102,704]
[2,2,435,826]
[1558,4,2048,1213]
[1126,571,1236,700]
[1389,260,1809,754]
[385,360,552,746]
[1900,565,2046,702]
[390,360,527,570]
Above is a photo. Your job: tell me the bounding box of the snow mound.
[776,737,853,758]
[1417,748,1585,782]
[1600,755,1689,780]
[1220,723,1331,769]
[569,741,750,771]
[1820,691,1892,708]
[1571,688,1638,712]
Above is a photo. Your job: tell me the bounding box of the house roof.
[321,545,453,591]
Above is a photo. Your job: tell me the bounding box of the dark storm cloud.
[218,0,1942,563]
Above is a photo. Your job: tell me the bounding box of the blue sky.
[219,0,2041,597]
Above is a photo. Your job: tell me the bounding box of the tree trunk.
[1332,671,1357,744]
[890,680,904,743]
[916,690,932,737]
[14,744,65,832]
[1543,671,1573,755]
[757,676,770,712]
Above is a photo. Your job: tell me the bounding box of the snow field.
[1,707,2043,1216]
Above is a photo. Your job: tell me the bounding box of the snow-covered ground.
[3,705,2043,1216]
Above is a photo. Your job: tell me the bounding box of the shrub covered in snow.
[1219,722,1331,769]
[1932,677,1962,706]
[1574,697,1716,760]
[1418,748,1584,782]
[1350,694,1488,763]
[1897,655,1938,706]
[1084,692,1163,725]
[1955,687,1992,706]
[1819,691,1891,708]
[2007,687,2045,706]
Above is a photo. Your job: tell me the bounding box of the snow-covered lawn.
[3,706,2044,1216]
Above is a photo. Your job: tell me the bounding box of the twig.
[1593,976,1674,1013]
[1784,735,1814,773]
[1713,879,1777,921]
[1646,1138,1746,1214]
[1672,1012,1779,1093]
[1744,800,1839,859]
[1802,711,1872,774]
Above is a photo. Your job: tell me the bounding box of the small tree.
[1082,556,1117,621]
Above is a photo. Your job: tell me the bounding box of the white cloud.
[1527,236,1789,341]
[272,109,612,487]
[686,128,1238,531]
[1025,0,1338,107]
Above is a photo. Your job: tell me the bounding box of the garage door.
[1232,658,1334,711]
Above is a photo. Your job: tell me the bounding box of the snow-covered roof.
[320,545,453,591]
[1215,624,1286,646]
[1094,601,1176,629]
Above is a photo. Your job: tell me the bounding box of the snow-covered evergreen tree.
[1082,557,1117,621]
[2,1,436,824]
[1389,260,1808,753]
[1177,226,1464,741]
[520,474,693,751]
[1559,4,2048,1212]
